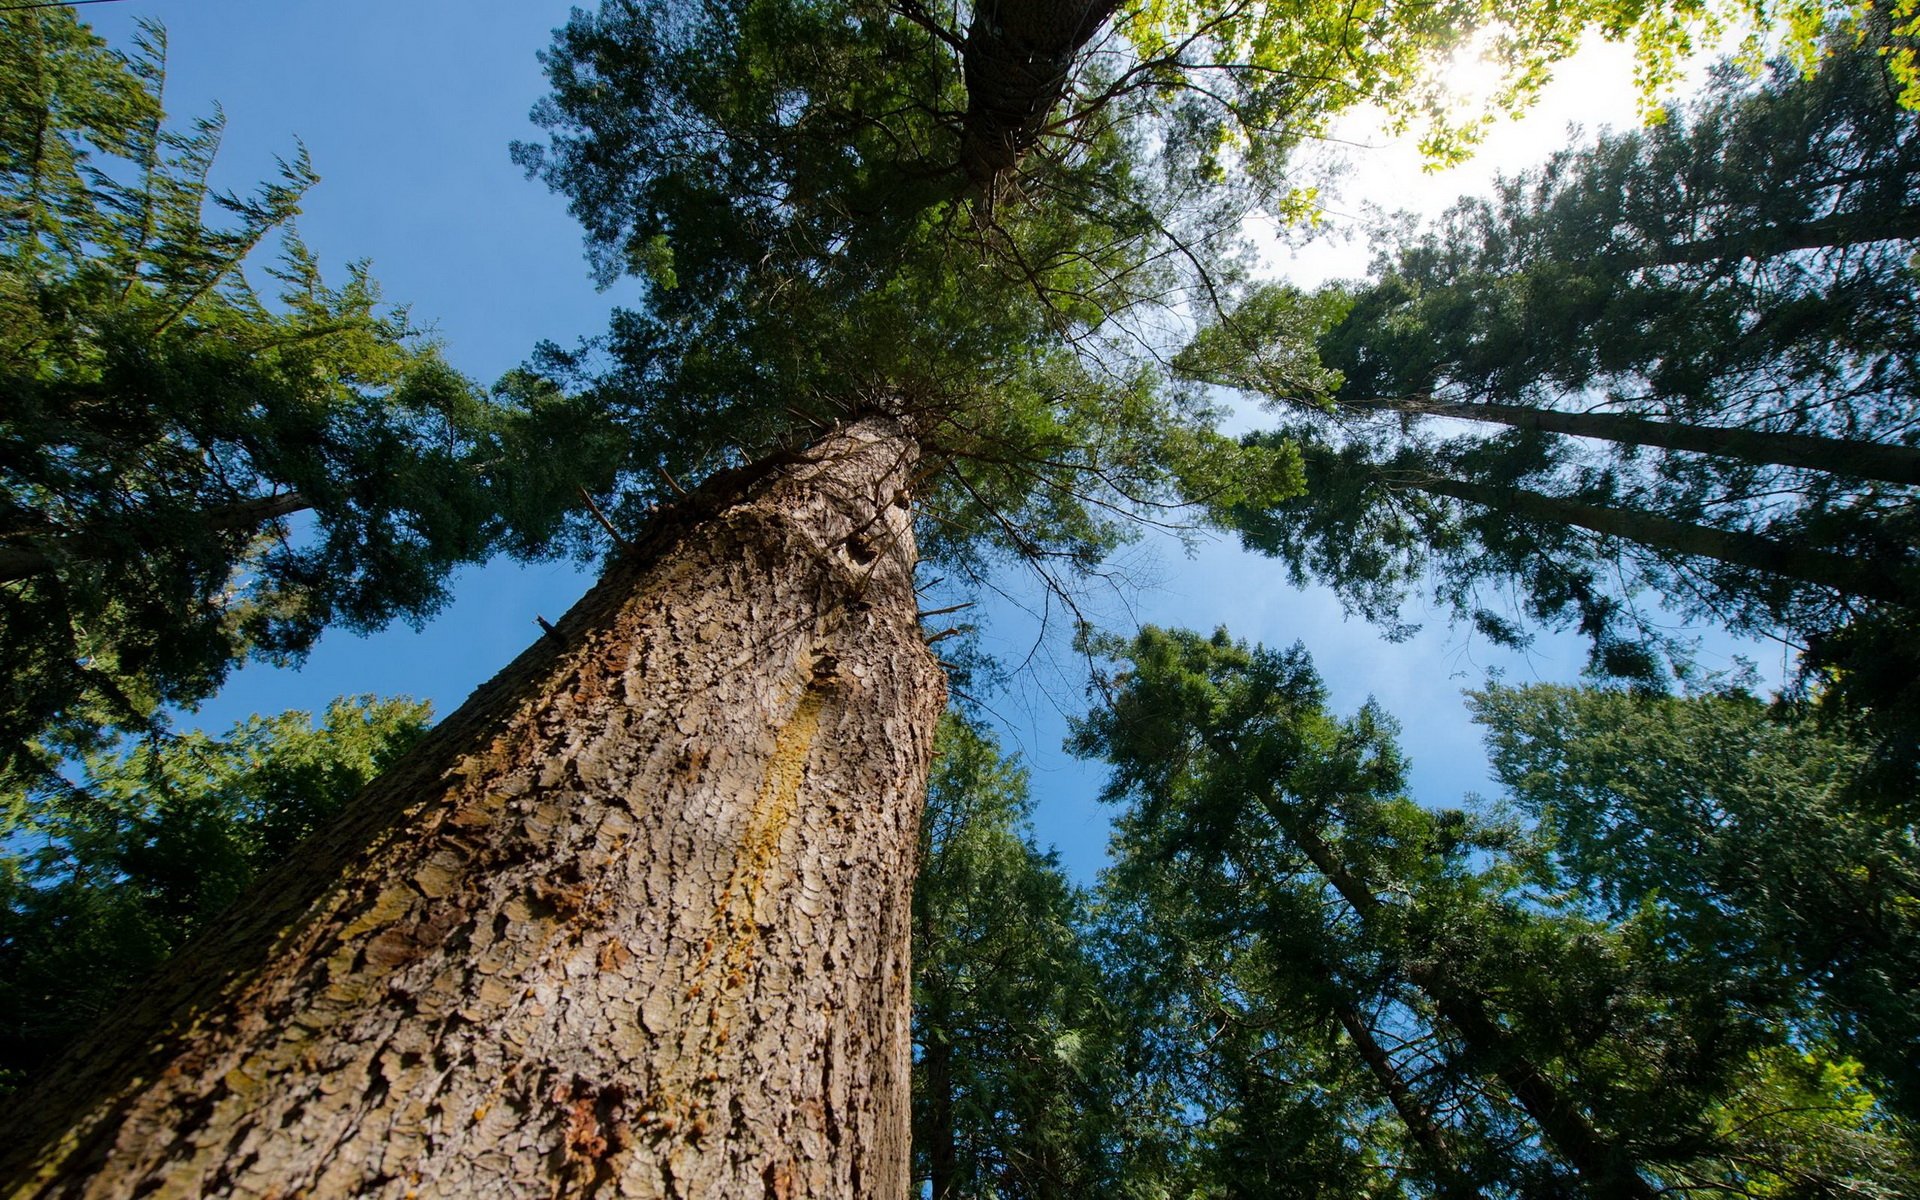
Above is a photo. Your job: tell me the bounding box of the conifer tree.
[1179,35,1920,684]
[912,715,1134,1199]
[0,12,603,788]
[1076,625,1920,1197]
[0,0,1881,1193]
[1473,681,1920,1122]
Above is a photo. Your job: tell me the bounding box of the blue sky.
[80,0,1777,883]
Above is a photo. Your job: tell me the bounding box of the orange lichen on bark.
[699,677,829,990]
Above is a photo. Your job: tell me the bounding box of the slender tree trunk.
[912,846,965,1200]
[1407,472,1914,607]
[1279,816,1659,1200]
[919,997,959,1200]
[0,490,309,583]
[1350,394,1920,486]
[1408,976,1659,1200]
[1215,834,1475,1196]
[0,417,946,1199]
[1644,205,1920,266]
[1328,997,1476,1199]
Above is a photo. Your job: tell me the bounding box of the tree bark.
[0,416,946,1198]
[1349,394,1920,487]
[1407,472,1915,608]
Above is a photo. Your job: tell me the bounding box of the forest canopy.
[1181,32,1920,709]
[0,0,1915,1195]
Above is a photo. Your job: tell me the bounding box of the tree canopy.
[912,714,1143,1198]
[1178,33,1920,689]
[1473,681,1920,1122]
[5,1,1919,1192]
[0,11,606,787]
[505,0,1875,613]
[1072,624,1920,1196]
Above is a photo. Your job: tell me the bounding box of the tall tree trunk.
[0,416,946,1199]
[1406,974,1659,1200]
[913,871,960,1198]
[919,992,960,1199]
[1327,996,1476,1199]
[1406,472,1914,607]
[960,0,1119,187]
[1348,394,1920,487]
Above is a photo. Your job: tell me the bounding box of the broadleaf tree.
[0,0,1886,1193]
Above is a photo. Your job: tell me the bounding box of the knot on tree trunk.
[959,0,1119,186]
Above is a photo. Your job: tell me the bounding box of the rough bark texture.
[0,417,946,1199]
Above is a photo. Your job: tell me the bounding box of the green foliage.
[1122,0,1837,169]
[510,0,1865,606]
[1188,38,1920,687]
[1316,37,1919,430]
[509,0,1300,600]
[1686,1047,1920,1196]
[1174,284,1352,406]
[1229,425,1754,683]
[0,695,431,1096]
[1072,625,1919,1197]
[0,11,595,782]
[1473,681,1920,1123]
[913,715,1140,1198]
